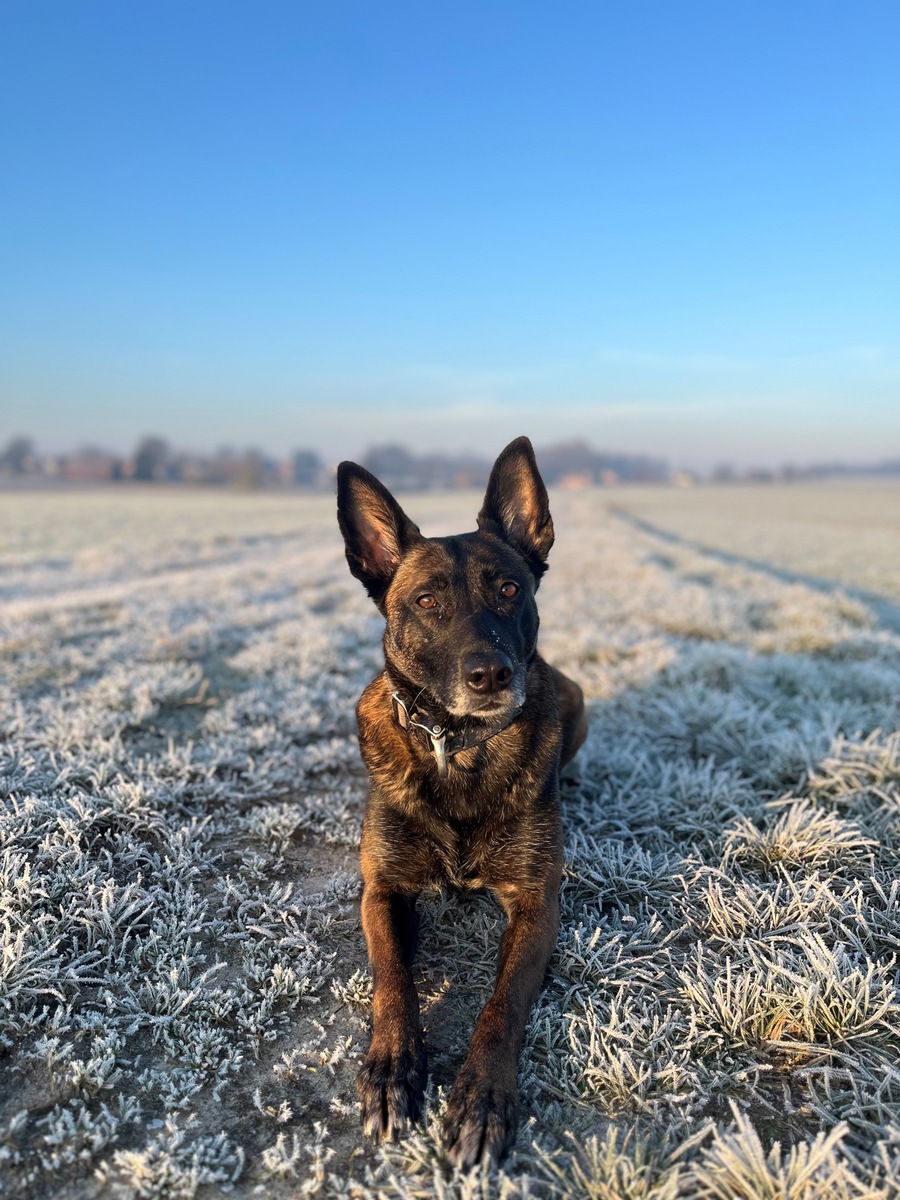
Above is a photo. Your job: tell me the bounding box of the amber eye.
[416,594,437,609]
[500,581,519,599]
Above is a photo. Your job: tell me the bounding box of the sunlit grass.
[1,485,899,1196]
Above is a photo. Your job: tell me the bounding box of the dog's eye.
[500,581,519,599]
[416,594,437,609]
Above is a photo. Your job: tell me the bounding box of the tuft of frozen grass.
[678,934,899,1055]
[722,798,877,873]
[535,1128,684,1200]
[102,1119,245,1199]
[259,1121,335,1187]
[682,1104,867,1200]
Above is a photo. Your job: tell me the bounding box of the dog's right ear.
[337,463,422,606]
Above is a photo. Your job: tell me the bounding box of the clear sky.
[2,1,898,469]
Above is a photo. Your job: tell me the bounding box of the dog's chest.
[427,802,530,891]
[434,826,487,890]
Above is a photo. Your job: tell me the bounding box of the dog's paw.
[443,1063,517,1170]
[356,1038,427,1142]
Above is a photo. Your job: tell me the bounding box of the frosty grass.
[1,482,899,1198]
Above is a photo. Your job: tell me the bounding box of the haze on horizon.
[1,2,898,471]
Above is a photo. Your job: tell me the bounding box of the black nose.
[464,652,514,694]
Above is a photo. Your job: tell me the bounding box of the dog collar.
[390,690,522,778]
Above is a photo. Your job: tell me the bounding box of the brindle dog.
[337,435,587,1169]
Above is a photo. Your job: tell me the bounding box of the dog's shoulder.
[356,671,412,770]
[356,669,391,728]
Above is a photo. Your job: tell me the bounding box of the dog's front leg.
[357,887,427,1141]
[444,880,560,1169]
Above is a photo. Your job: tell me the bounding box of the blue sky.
[1,1,898,468]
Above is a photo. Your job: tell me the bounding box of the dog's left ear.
[337,462,423,607]
[477,436,554,580]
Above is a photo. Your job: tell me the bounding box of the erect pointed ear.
[477,436,554,580]
[337,462,422,606]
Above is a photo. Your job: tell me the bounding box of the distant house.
[672,471,698,488]
[559,472,593,490]
[61,452,120,482]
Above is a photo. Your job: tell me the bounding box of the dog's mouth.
[446,679,526,720]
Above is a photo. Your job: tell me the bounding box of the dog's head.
[337,436,554,719]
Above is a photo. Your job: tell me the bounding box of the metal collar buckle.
[391,692,449,777]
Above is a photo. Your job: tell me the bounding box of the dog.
[336,435,587,1168]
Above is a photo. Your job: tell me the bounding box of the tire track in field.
[610,504,900,635]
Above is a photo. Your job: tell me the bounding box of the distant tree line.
[343,440,900,489]
[0,436,331,488]
[358,440,670,489]
[2,433,898,489]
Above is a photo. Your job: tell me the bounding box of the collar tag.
[391,691,449,777]
[429,731,449,777]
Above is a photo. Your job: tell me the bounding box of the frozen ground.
[1,482,899,1198]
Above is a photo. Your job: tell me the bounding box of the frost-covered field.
[2,482,900,1199]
